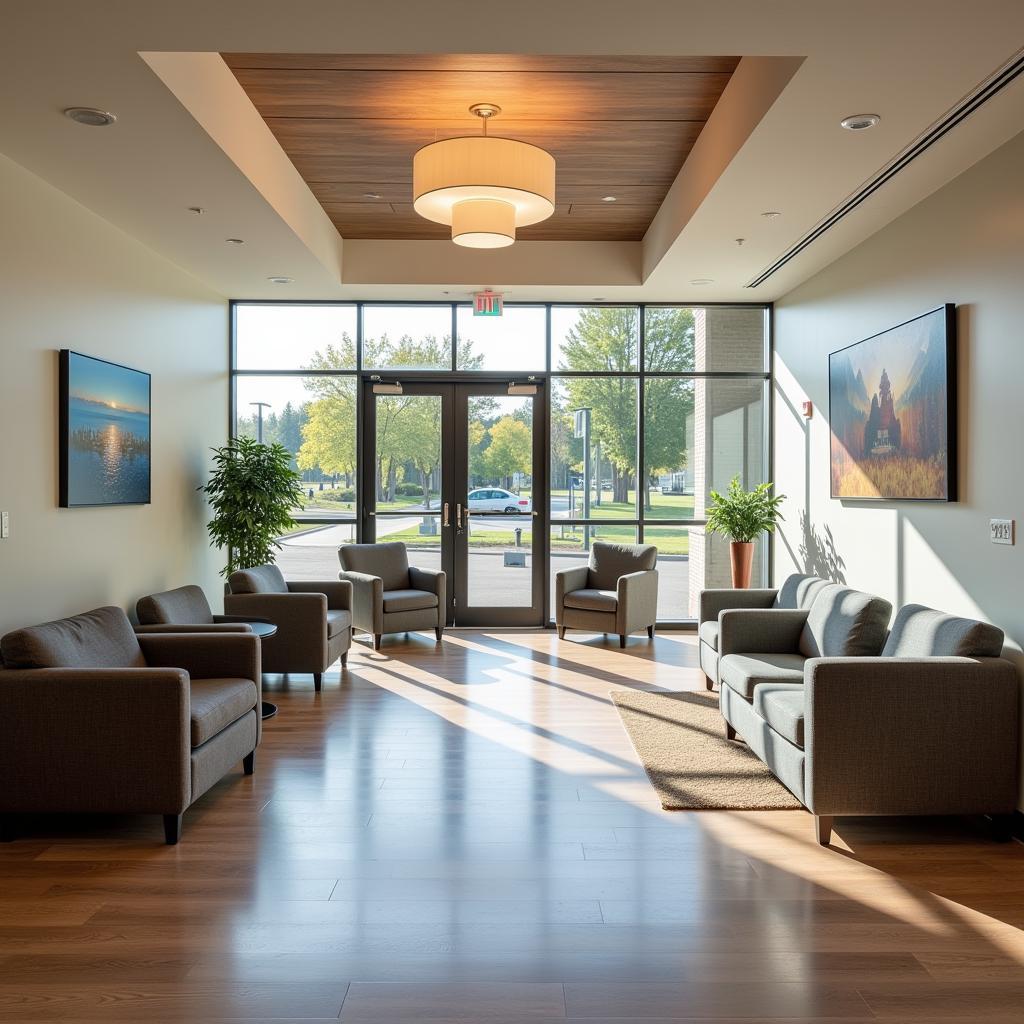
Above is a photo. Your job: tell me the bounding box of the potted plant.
[199,437,304,578]
[705,476,785,588]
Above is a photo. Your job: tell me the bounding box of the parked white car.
[467,487,532,514]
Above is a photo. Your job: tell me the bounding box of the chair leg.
[313,672,322,692]
[619,634,626,648]
[815,815,834,847]
[647,624,655,639]
[704,673,714,691]
[992,814,1016,842]
[341,651,349,668]
[243,750,255,776]
[725,722,736,741]
[163,814,182,846]
[558,625,566,639]
[373,634,382,651]
[435,626,443,642]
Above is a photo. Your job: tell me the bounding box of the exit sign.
[473,290,503,316]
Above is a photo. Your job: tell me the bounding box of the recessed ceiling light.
[761,211,781,220]
[690,278,714,286]
[363,192,383,200]
[225,238,244,245]
[840,113,881,131]
[64,106,117,127]
[592,296,606,301]
[601,196,617,203]
[267,276,293,285]
[188,206,206,215]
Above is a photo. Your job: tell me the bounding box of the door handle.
[443,502,450,527]
[456,503,463,528]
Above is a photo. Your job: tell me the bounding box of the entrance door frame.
[360,374,549,627]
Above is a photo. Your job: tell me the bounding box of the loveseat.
[713,587,1019,844]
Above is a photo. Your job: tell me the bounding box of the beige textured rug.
[610,689,802,810]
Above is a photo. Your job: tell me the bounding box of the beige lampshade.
[413,136,555,246]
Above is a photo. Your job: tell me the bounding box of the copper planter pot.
[730,541,754,589]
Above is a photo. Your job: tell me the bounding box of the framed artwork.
[828,305,957,501]
[59,350,151,507]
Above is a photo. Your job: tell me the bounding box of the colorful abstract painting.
[828,306,956,501]
[59,351,151,507]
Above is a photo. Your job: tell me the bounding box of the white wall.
[773,128,1024,806]
[0,153,227,635]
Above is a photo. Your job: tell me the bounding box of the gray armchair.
[338,542,445,650]
[555,541,658,647]
[0,606,260,845]
[136,584,261,634]
[224,564,352,691]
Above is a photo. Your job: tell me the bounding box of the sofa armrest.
[409,567,446,627]
[135,622,252,634]
[554,566,590,613]
[698,588,778,624]
[0,667,190,814]
[339,570,383,634]
[287,579,353,610]
[138,631,261,684]
[804,656,1020,816]
[719,608,808,656]
[617,569,658,633]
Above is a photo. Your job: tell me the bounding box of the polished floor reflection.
[1,629,1023,1021]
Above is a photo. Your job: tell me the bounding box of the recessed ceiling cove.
[221,53,740,242]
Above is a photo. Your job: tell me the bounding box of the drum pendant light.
[413,104,556,248]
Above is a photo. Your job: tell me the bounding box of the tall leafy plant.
[706,476,785,544]
[200,437,304,578]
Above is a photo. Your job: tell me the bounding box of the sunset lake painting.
[60,351,151,506]
[828,306,956,501]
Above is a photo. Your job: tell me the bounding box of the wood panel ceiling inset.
[222,53,741,242]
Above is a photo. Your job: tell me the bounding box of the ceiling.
[1,1,1024,302]
[223,53,740,241]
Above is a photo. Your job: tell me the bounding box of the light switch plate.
[0,511,7,539]
[990,518,1014,545]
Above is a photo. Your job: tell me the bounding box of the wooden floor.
[2,629,1023,1022]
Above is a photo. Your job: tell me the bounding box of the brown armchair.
[554,541,659,647]
[225,564,352,690]
[0,606,260,845]
[338,542,445,650]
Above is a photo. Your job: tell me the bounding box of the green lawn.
[550,489,695,520]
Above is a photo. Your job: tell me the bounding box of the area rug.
[610,689,802,810]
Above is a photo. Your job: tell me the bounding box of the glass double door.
[361,381,546,626]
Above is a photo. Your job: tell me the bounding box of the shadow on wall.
[799,509,847,584]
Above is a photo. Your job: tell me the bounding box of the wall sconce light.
[801,401,814,418]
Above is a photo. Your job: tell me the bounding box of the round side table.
[237,620,279,720]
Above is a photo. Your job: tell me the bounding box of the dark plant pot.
[730,541,754,589]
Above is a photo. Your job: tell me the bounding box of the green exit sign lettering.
[473,290,503,316]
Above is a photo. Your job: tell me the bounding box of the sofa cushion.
[774,574,830,611]
[798,584,892,658]
[0,606,145,670]
[381,589,437,614]
[189,677,258,747]
[698,619,719,651]
[881,604,1004,658]
[137,585,214,626]
[229,564,288,595]
[588,541,657,591]
[720,653,806,700]
[564,588,618,613]
[340,542,411,591]
[326,608,352,638]
[753,683,806,748]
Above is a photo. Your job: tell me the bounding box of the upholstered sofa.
[554,541,659,647]
[0,606,261,844]
[225,564,352,689]
[716,595,1019,844]
[698,573,831,689]
[338,542,445,650]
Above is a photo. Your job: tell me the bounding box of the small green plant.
[706,476,785,544]
[199,437,304,578]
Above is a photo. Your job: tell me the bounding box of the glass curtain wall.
[231,301,770,623]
